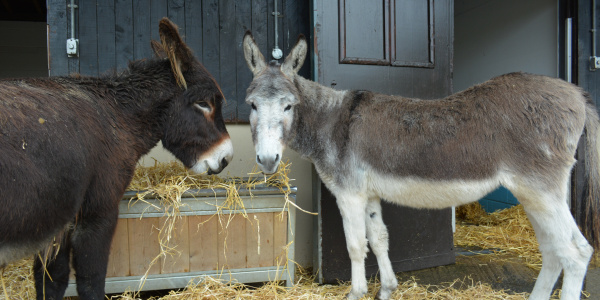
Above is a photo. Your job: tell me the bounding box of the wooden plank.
[106,219,130,277]
[217,214,247,269]
[246,213,274,268]
[201,0,220,76]
[235,0,252,122]
[47,0,69,76]
[251,0,269,60]
[97,0,116,73]
[159,216,190,274]
[188,215,218,271]
[282,0,300,52]
[115,0,134,70]
[133,0,152,60]
[273,212,288,267]
[184,0,203,59]
[168,0,186,39]
[78,0,99,76]
[128,217,160,276]
[219,0,238,121]
[150,0,168,42]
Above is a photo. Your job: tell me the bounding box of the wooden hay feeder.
[63,185,296,296]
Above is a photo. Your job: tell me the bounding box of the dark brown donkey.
[0,18,233,299]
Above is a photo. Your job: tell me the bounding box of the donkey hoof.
[345,288,368,300]
[376,280,398,300]
[376,287,394,300]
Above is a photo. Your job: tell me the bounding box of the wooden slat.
[133,0,152,60]
[47,0,69,76]
[218,0,237,121]
[150,0,168,42]
[106,219,130,277]
[128,218,160,276]
[115,0,134,70]
[159,216,190,274]
[283,0,300,52]
[97,0,116,73]
[246,213,274,268]
[235,0,252,122]
[168,0,186,38]
[185,0,203,59]
[217,214,247,269]
[273,212,288,267]
[188,215,218,271]
[79,0,99,76]
[201,0,220,75]
[251,0,269,58]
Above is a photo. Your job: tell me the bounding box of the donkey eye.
[284,105,292,111]
[251,103,257,110]
[194,101,210,111]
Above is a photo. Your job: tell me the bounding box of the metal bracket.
[591,56,600,71]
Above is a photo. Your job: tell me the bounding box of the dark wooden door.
[313,0,455,283]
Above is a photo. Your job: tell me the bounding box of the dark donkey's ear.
[281,34,307,78]
[159,17,194,89]
[151,40,167,58]
[243,31,267,76]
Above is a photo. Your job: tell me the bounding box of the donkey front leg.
[70,213,118,300]
[33,237,72,300]
[365,198,397,300]
[336,192,370,300]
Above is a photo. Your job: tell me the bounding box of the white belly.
[366,171,509,209]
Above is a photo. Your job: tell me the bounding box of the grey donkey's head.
[243,31,307,174]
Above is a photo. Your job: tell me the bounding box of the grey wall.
[454,0,558,92]
[0,21,48,78]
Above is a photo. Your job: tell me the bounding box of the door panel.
[340,0,388,64]
[393,0,434,67]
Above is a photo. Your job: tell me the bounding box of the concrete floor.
[396,247,600,299]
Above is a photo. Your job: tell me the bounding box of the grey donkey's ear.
[243,31,267,76]
[281,34,307,77]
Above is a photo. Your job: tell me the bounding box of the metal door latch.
[67,38,79,57]
[591,56,600,70]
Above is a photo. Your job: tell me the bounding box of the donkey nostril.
[257,155,262,164]
[221,157,229,169]
[275,154,279,161]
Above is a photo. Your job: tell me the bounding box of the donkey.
[243,31,600,300]
[0,18,233,300]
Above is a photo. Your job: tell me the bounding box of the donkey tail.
[583,98,600,250]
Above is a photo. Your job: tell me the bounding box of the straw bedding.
[1,162,593,299]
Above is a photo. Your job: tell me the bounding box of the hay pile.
[108,268,531,300]
[455,203,541,269]
[0,162,585,299]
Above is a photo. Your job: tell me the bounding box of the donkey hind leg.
[33,238,72,300]
[335,192,370,300]
[365,198,398,300]
[519,188,593,300]
[71,214,118,300]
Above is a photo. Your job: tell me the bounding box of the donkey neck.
[76,59,178,155]
[289,76,351,160]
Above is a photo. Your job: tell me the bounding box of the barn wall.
[454,0,558,92]
[0,21,48,78]
[47,0,310,123]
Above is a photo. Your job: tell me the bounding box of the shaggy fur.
[0,18,232,300]
[243,31,600,300]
